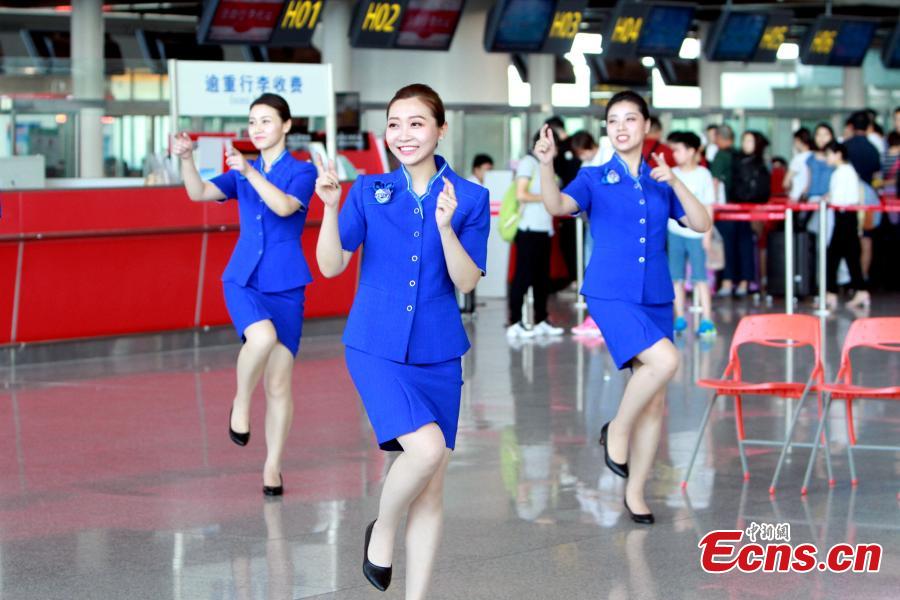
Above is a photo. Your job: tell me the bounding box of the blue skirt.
[586,297,673,370]
[223,280,306,357]
[345,346,463,451]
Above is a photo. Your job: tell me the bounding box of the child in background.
[667,132,716,336]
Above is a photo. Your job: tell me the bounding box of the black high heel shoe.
[624,498,654,525]
[363,519,392,591]
[263,474,283,497]
[229,408,250,447]
[599,422,628,478]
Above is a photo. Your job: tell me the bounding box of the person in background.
[824,141,870,310]
[864,108,887,155]
[770,157,787,197]
[507,130,566,340]
[883,131,900,198]
[716,130,769,297]
[784,128,813,202]
[893,106,900,138]
[804,123,837,248]
[704,124,719,165]
[642,116,675,168]
[709,124,735,205]
[568,131,613,338]
[468,153,493,186]
[844,111,882,186]
[666,132,716,336]
[546,116,584,290]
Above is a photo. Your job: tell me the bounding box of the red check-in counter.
[0,180,363,346]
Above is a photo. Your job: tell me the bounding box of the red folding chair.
[802,317,900,495]
[681,314,832,495]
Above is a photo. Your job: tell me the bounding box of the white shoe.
[506,322,536,339]
[533,320,565,337]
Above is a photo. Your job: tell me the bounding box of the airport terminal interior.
[1,0,900,599]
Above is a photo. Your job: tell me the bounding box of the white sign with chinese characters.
[169,60,333,117]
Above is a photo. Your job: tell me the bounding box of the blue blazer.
[338,156,490,364]
[211,152,316,292]
[564,154,686,304]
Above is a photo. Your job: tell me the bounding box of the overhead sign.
[603,1,694,59]
[395,0,466,51]
[800,16,878,67]
[349,0,410,48]
[705,11,791,63]
[541,0,586,54]
[197,0,285,44]
[882,24,900,69]
[169,60,333,117]
[269,0,326,47]
[484,0,556,53]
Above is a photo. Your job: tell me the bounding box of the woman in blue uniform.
[316,84,489,598]
[535,91,711,524]
[173,93,316,496]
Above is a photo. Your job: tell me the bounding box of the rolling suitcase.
[767,231,816,297]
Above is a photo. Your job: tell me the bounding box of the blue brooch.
[601,169,620,185]
[373,181,394,204]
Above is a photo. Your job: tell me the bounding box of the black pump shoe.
[229,409,250,447]
[363,520,392,592]
[599,422,629,478]
[263,474,283,497]
[624,499,655,525]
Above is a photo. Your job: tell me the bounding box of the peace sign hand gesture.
[436,176,457,231]
[314,153,342,208]
[533,124,557,166]
[649,152,675,184]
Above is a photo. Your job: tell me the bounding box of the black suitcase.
[767,231,817,297]
[457,289,476,314]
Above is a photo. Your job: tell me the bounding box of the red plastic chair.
[681,314,832,495]
[801,317,900,495]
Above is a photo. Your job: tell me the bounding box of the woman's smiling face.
[385,97,447,167]
[606,101,649,154]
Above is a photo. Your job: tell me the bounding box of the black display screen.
[635,4,694,57]
[484,0,556,53]
[708,12,767,62]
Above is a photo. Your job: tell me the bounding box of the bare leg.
[405,451,451,600]
[625,388,667,515]
[696,282,712,320]
[263,343,295,488]
[231,320,278,434]
[673,281,686,318]
[860,236,872,281]
[367,423,447,569]
[606,339,680,469]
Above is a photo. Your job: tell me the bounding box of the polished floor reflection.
[1,294,899,599]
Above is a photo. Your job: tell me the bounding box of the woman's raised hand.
[649,152,675,184]
[171,132,194,159]
[533,125,557,166]
[314,154,342,208]
[224,146,251,175]
[436,176,457,230]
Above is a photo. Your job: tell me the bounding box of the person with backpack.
[505,130,565,340]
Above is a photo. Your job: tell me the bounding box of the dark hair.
[873,122,884,136]
[648,116,662,132]
[813,122,835,150]
[570,130,597,152]
[847,111,870,132]
[793,127,813,149]
[472,153,493,169]
[742,130,769,158]
[825,141,848,160]
[717,124,734,141]
[545,116,566,132]
[605,90,650,121]
[250,93,291,123]
[669,131,701,151]
[706,124,718,132]
[772,156,788,168]
[386,83,446,126]
[895,106,900,115]
[887,130,900,147]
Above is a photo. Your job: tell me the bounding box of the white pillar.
[843,67,865,109]
[529,54,554,112]
[320,0,353,93]
[698,58,722,110]
[72,0,104,178]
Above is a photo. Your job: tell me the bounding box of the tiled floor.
[1,293,898,599]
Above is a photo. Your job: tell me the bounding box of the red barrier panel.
[1,184,359,345]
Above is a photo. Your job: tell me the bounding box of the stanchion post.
[815,201,830,316]
[785,207,794,315]
[575,217,586,309]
